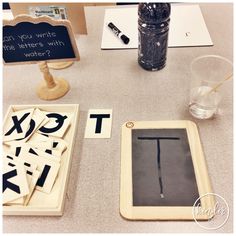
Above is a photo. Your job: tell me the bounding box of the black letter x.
[5,112,30,136]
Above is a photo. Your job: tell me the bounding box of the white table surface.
[3,3,233,233]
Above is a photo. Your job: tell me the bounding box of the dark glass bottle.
[138,3,171,71]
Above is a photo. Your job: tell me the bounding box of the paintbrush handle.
[207,74,233,94]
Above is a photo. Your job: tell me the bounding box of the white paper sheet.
[101,4,213,49]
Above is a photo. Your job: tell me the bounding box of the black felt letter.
[90,114,110,133]
[5,112,30,136]
[39,113,67,134]
[3,169,20,193]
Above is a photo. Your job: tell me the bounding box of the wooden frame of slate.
[3,104,79,216]
[120,120,215,220]
[3,14,80,64]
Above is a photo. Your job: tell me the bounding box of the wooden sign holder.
[48,61,74,70]
[3,15,80,100]
[37,61,69,100]
[3,13,74,71]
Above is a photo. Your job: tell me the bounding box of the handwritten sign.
[3,15,80,64]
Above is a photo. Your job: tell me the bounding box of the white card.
[3,160,30,204]
[50,136,68,153]
[4,153,38,171]
[24,169,41,205]
[27,132,53,149]
[3,109,34,142]
[16,151,60,194]
[27,133,67,157]
[10,143,61,163]
[38,112,73,138]
[34,148,62,158]
[84,109,112,138]
[101,4,213,49]
[168,4,213,47]
[5,165,38,206]
[4,153,41,205]
[5,196,24,205]
[4,108,49,145]
[34,138,67,157]
[23,108,49,141]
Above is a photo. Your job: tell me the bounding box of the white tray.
[3,104,79,216]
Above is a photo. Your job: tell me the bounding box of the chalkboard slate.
[132,128,199,206]
[3,15,79,64]
[120,121,214,220]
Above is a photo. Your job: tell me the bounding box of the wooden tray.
[3,104,79,216]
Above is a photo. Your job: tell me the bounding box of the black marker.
[108,22,130,45]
